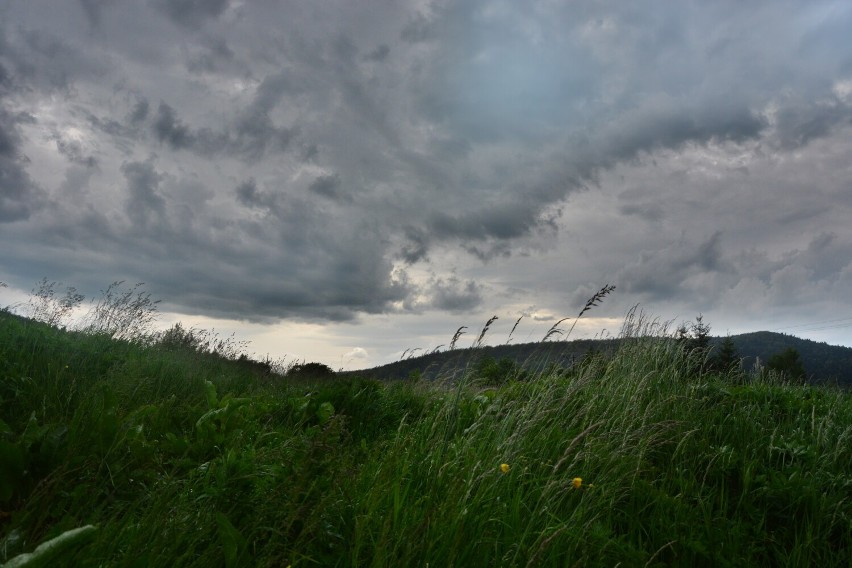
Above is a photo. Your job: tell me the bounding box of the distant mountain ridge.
[348,331,852,388]
[729,331,852,386]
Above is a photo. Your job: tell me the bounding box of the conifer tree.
[766,347,808,384]
[713,336,741,373]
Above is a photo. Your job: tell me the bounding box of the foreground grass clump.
[1,311,851,566]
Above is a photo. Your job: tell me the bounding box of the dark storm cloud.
[430,202,542,242]
[782,232,850,283]
[0,106,43,222]
[153,102,194,150]
[773,99,852,150]
[122,160,166,229]
[153,0,230,29]
[146,78,297,161]
[229,109,297,162]
[54,136,98,168]
[427,276,483,313]
[300,144,319,163]
[364,44,390,62]
[4,28,109,92]
[187,37,236,74]
[234,177,279,213]
[129,99,149,124]
[399,227,430,264]
[78,0,115,28]
[594,98,767,164]
[414,196,562,262]
[0,62,10,89]
[309,174,349,202]
[618,232,725,301]
[2,0,852,342]
[85,111,137,148]
[400,13,437,44]
[618,202,664,223]
[234,177,260,207]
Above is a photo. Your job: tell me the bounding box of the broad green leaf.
[215,512,245,568]
[204,380,218,409]
[3,525,97,568]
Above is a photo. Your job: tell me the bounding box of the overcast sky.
[2,0,852,369]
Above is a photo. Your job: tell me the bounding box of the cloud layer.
[2,0,852,362]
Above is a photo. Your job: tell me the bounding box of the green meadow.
[1,293,851,566]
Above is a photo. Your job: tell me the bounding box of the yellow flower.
[500,463,510,474]
[572,477,582,489]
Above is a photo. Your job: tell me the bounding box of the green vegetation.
[355,329,852,388]
[1,287,851,566]
[765,347,808,385]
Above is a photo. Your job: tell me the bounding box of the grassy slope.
[1,312,850,567]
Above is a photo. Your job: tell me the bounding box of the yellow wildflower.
[572,477,582,489]
[500,463,510,474]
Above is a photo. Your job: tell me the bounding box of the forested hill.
[729,331,852,386]
[349,332,852,387]
[345,338,620,383]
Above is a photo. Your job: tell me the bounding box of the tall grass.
[1,296,850,566]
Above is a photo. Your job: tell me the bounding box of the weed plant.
[1,291,850,566]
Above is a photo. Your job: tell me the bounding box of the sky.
[2,0,852,370]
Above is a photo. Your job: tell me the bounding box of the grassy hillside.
[1,310,851,566]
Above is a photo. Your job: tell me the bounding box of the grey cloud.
[399,227,430,264]
[0,107,43,222]
[300,144,319,163]
[364,44,390,62]
[424,199,559,256]
[716,233,852,315]
[147,97,296,161]
[235,178,260,207]
[252,73,299,112]
[153,102,194,149]
[309,174,349,202]
[230,109,296,162]
[618,202,665,223]
[463,242,512,263]
[593,97,767,167]
[618,232,725,301]
[129,99,149,124]
[3,0,852,339]
[6,196,417,323]
[234,178,278,213]
[400,13,437,44]
[122,160,166,229]
[221,72,303,160]
[773,100,852,150]
[187,37,236,74]
[0,108,17,157]
[0,63,10,89]
[79,0,115,28]
[785,232,850,283]
[0,158,41,222]
[429,205,532,242]
[427,276,484,313]
[8,28,109,92]
[86,111,137,151]
[54,137,98,168]
[154,0,229,29]
[333,35,359,63]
